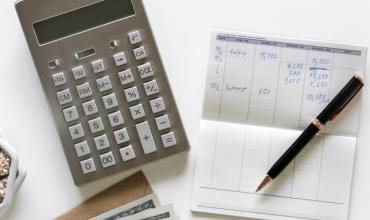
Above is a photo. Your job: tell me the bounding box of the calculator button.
[114,128,130,144]
[120,145,136,161]
[130,104,145,120]
[161,132,177,148]
[143,80,159,96]
[102,93,118,109]
[137,62,154,79]
[124,86,140,102]
[91,59,105,73]
[76,82,93,99]
[94,134,110,150]
[57,89,73,105]
[80,158,96,174]
[82,100,98,116]
[72,66,86,80]
[150,97,166,113]
[128,30,142,45]
[88,117,105,133]
[63,106,79,122]
[100,152,116,168]
[118,69,135,85]
[69,124,85,140]
[133,46,147,60]
[48,59,60,69]
[113,52,127,66]
[96,75,113,92]
[74,141,90,157]
[136,121,157,154]
[53,72,66,86]
[155,115,171,131]
[108,111,124,127]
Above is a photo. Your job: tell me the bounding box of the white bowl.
[0,137,26,218]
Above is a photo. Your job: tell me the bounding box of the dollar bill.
[118,204,178,220]
[91,194,161,220]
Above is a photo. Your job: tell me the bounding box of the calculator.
[16,0,190,185]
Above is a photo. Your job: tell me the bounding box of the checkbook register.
[16,0,190,185]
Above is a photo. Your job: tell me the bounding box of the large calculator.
[16,0,190,185]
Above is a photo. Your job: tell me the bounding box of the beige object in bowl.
[0,131,26,218]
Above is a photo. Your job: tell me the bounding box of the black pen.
[256,74,364,192]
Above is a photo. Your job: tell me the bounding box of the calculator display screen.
[33,0,135,44]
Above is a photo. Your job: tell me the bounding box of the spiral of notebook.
[191,30,367,220]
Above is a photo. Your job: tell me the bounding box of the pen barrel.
[317,76,364,124]
[268,124,319,179]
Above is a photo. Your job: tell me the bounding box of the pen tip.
[255,176,273,193]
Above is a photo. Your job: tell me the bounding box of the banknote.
[118,204,178,220]
[91,194,161,220]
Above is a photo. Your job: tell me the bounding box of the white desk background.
[1,0,370,219]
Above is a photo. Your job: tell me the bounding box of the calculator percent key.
[124,86,140,102]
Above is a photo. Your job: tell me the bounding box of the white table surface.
[1,0,370,219]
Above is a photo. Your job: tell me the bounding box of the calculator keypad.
[128,30,142,45]
[144,80,159,96]
[114,128,130,145]
[81,158,96,174]
[133,46,147,60]
[130,104,146,120]
[100,152,116,168]
[76,82,93,99]
[57,89,73,105]
[75,141,91,157]
[63,106,79,122]
[108,111,124,127]
[138,62,154,79]
[161,132,177,148]
[50,28,187,185]
[53,72,66,86]
[91,59,105,73]
[120,145,136,161]
[113,52,127,66]
[102,93,118,109]
[72,66,86,80]
[124,86,140,102]
[118,69,135,85]
[94,134,110,150]
[82,100,98,116]
[88,117,105,133]
[69,124,85,140]
[136,121,157,154]
[96,76,113,92]
[150,97,166,113]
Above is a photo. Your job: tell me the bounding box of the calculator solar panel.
[16,0,190,185]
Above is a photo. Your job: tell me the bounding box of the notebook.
[191,30,367,220]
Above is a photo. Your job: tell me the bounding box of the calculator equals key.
[17,0,190,185]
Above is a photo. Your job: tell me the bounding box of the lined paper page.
[192,30,367,220]
[192,120,356,220]
[203,31,367,136]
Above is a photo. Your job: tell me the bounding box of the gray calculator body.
[16,0,190,185]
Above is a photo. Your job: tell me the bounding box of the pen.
[256,74,364,192]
